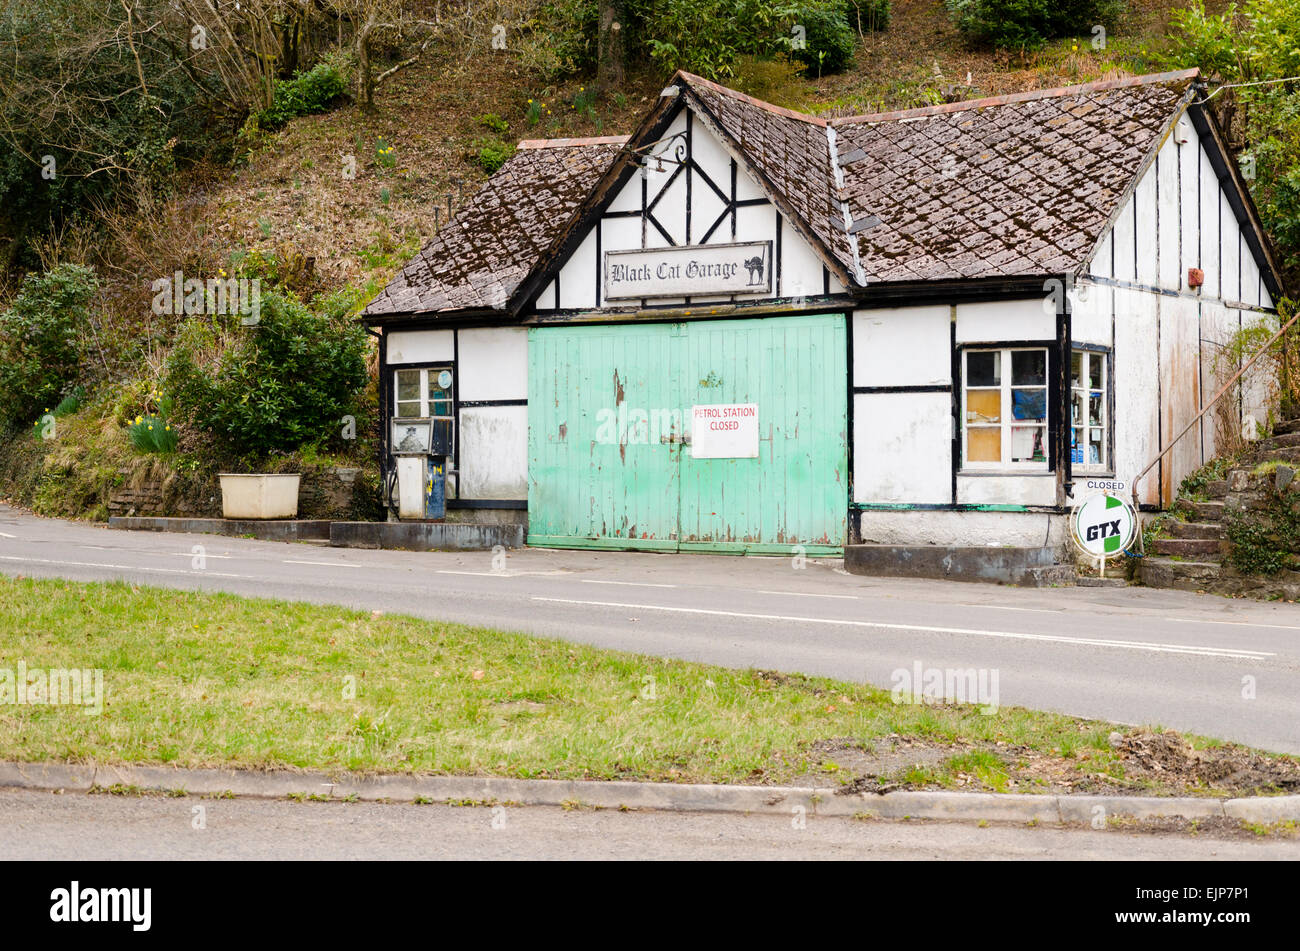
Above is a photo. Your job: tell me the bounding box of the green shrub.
[0,263,98,429]
[945,0,1125,50]
[790,4,855,75]
[475,138,516,175]
[476,113,510,135]
[164,291,367,456]
[257,59,349,130]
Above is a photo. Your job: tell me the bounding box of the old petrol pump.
[388,368,454,520]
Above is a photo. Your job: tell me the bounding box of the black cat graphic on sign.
[743,255,765,285]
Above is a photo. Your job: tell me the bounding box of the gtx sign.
[1072,492,1137,559]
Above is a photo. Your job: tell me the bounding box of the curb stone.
[1,762,1296,825]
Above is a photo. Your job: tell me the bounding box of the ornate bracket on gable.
[628,130,688,174]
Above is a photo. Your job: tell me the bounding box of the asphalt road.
[1,788,1293,860]
[2,504,1299,752]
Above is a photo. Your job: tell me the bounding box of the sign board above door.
[604,241,772,300]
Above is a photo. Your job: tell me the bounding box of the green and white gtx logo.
[1072,492,1137,559]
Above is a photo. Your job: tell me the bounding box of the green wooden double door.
[527,314,847,554]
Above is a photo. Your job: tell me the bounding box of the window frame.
[393,364,455,422]
[1070,346,1112,475]
[960,346,1052,473]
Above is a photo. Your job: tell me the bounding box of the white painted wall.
[957,475,1056,507]
[534,103,833,313]
[458,405,528,500]
[955,299,1055,343]
[387,329,454,364]
[1087,114,1275,312]
[858,510,1068,548]
[852,306,949,386]
[854,392,951,504]
[457,327,527,401]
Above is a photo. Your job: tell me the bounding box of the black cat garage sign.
[604,241,772,300]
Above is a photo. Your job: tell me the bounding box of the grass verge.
[1,576,1296,796]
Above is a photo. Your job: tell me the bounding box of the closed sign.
[691,403,758,459]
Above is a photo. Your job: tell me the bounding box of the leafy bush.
[790,4,856,75]
[164,291,368,456]
[474,138,517,175]
[257,59,349,130]
[945,0,1125,50]
[0,264,98,429]
[476,113,510,135]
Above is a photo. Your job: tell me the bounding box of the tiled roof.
[365,70,1199,318]
[830,72,1197,283]
[363,138,626,317]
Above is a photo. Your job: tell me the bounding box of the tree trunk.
[596,0,624,94]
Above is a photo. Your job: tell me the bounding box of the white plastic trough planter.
[218,474,301,520]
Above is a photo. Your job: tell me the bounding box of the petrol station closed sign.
[691,403,759,459]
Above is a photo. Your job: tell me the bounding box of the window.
[962,348,1049,469]
[1071,350,1107,471]
[393,366,454,455]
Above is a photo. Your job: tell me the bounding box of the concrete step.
[1025,564,1078,587]
[1076,575,1128,588]
[1138,556,1223,592]
[1165,520,1225,540]
[1151,537,1226,559]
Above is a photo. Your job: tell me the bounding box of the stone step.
[1274,418,1300,436]
[1202,479,1230,499]
[1176,499,1225,521]
[1260,432,1300,451]
[1138,556,1223,592]
[1165,520,1225,540]
[1152,537,1226,559]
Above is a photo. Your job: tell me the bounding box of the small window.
[963,347,1049,470]
[1071,350,1107,471]
[393,366,455,456]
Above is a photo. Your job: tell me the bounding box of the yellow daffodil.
[134,415,142,424]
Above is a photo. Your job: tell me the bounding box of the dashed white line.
[1168,616,1300,632]
[757,589,858,600]
[582,579,677,588]
[283,559,358,568]
[530,596,1274,660]
[0,555,248,579]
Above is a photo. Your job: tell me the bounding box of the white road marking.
[0,531,16,538]
[77,545,235,559]
[531,597,1275,660]
[757,589,859,600]
[283,559,358,568]
[582,579,677,588]
[955,603,1065,614]
[0,555,248,579]
[435,569,570,578]
[1168,616,1300,632]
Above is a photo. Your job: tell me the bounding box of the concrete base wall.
[845,544,1056,585]
[109,517,331,541]
[331,521,524,551]
[443,507,528,528]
